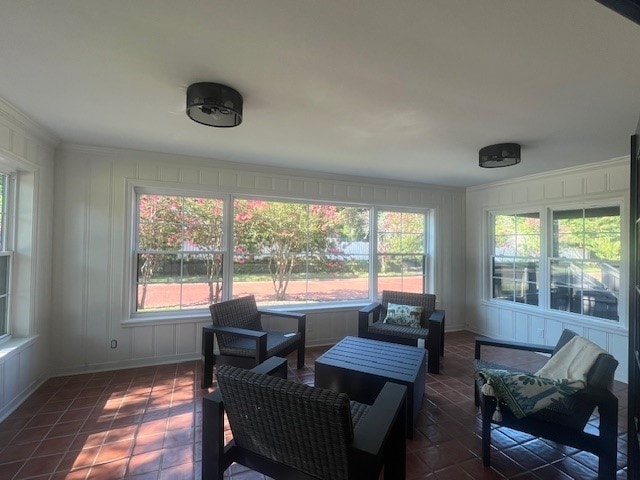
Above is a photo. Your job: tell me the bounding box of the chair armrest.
[212,325,268,363]
[250,357,288,379]
[359,302,382,316]
[358,303,382,336]
[211,325,267,339]
[350,382,407,456]
[475,336,554,360]
[258,309,306,334]
[429,309,445,322]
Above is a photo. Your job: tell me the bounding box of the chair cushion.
[220,331,302,357]
[383,303,423,328]
[368,321,428,340]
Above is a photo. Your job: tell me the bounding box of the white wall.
[466,158,629,381]
[0,99,56,420]
[51,144,466,375]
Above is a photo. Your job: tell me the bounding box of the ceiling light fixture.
[186,82,243,127]
[479,143,521,168]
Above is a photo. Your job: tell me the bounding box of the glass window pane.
[136,253,181,310]
[551,206,620,321]
[136,193,225,312]
[0,256,8,295]
[491,212,540,304]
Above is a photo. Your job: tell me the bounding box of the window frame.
[0,171,15,340]
[549,205,622,321]
[133,192,227,315]
[485,198,626,326]
[126,185,435,322]
[489,210,542,306]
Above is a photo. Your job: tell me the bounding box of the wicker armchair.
[474,329,619,479]
[358,290,445,374]
[201,295,306,388]
[202,357,407,480]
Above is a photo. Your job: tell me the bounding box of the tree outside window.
[233,199,369,304]
[136,194,224,312]
[377,210,425,296]
[134,192,431,314]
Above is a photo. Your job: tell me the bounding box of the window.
[551,207,621,321]
[491,212,540,305]
[0,173,11,337]
[135,194,224,313]
[233,199,370,305]
[488,204,621,322]
[377,210,425,296]
[132,190,433,316]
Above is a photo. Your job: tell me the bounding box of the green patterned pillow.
[383,303,423,328]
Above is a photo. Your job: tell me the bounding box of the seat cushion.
[220,331,301,357]
[368,321,428,340]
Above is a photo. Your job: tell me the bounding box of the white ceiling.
[0,0,638,187]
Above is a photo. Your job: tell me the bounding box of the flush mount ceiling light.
[479,143,521,168]
[186,82,243,127]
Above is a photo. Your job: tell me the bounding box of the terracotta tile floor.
[0,331,628,479]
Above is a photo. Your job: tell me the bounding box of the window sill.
[0,335,39,361]
[122,301,373,326]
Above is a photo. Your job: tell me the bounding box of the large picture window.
[488,204,621,322]
[551,207,621,320]
[132,191,432,316]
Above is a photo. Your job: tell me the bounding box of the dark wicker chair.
[358,290,445,374]
[201,295,306,388]
[474,329,619,480]
[202,357,408,480]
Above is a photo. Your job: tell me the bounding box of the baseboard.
[48,353,202,378]
[0,373,49,423]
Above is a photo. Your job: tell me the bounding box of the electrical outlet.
[110,339,118,349]
[537,328,544,339]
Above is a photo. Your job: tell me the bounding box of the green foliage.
[234,200,345,300]
[377,211,424,273]
[137,195,224,309]
[555,213,620,261]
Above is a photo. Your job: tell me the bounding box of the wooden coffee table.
[314,336,426,438]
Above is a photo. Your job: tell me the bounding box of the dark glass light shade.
[479,143,521,168]
[186,82,243,127]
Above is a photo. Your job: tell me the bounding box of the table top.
[315,336,425,383]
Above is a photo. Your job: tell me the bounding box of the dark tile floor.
[0,331,628,479]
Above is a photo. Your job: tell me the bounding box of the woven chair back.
[216,365,353,480]
[381,290,435,327]
[209,296,263,350]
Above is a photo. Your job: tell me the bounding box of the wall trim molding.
[0,98,59,147]
[466,156,628,193]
